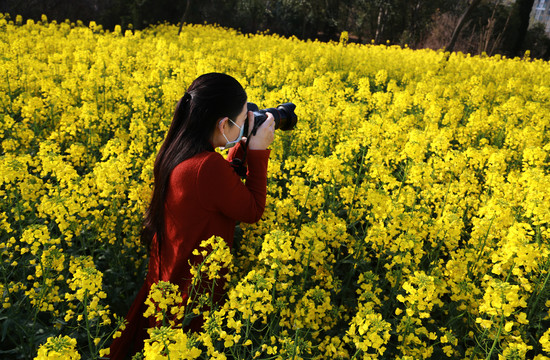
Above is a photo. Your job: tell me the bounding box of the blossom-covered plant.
[0,13,549,359]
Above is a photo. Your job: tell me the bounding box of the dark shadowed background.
[1,0,549,59]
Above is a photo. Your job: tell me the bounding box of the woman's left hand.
[248,112,275,150]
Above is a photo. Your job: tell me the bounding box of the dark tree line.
[1,0,549,58]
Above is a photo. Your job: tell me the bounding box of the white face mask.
[221,118,244,149]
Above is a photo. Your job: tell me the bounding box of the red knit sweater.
[109,142,270,359]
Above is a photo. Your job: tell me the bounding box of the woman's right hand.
[248,111,275,150]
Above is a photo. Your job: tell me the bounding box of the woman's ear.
[218,117,229,133]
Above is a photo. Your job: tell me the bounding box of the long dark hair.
[141,73,247,248]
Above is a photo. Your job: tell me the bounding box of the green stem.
[164,337,172,360]
[209,274,216,312]
[83,291,97,359]
[243,314,252,359]
[528,259,550,321]
[183,256,211,325]
[293,177,312,241]
[14,190,24,235]
[391,159,410,204]
[5,71,14,114]
[347,145,368,225]
[467,216,495,278]
[102,63,107,115]
[485,315,504,360]
[291,328,299,360]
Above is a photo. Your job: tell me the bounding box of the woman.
[109,73,275,359]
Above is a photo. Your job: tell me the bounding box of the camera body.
[244,102,298,135]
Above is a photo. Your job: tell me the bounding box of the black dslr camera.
[244,102,298,135]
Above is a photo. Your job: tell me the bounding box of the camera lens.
[245,102,298,135]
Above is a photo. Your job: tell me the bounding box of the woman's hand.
[247,111,275,150]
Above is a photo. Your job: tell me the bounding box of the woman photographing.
[109,72,275,359]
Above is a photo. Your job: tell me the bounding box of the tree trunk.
[512,0,535,56]
[178,0,192,35]
[374,5,388,43]
[410,0,422,39]
[489,6,512,56]
[446,0,482,53]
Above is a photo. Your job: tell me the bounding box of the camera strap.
[230,137,250,180]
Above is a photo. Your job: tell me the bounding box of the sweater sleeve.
[197,149,270,223]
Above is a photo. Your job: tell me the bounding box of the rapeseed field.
[1,13,550,359]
